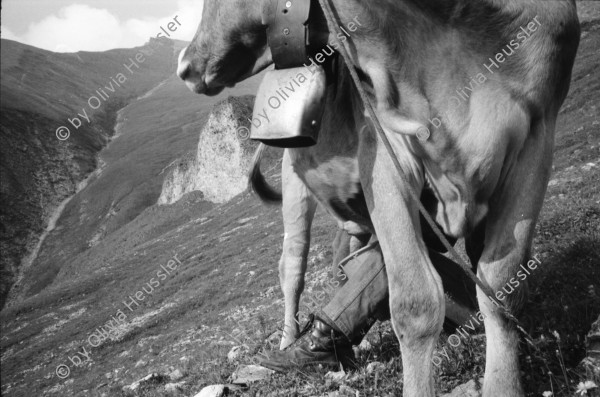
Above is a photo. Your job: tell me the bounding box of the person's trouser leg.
[320,238,389,344]
[330,227,371,287]
[320,238,477,343]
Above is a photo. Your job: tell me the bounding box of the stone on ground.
[325,370,346,383]
[169,369,184,381]
[193,385,226,397]
[164,381,185,393]
[231,365,275,384]
[122,373,162,391]
[366,361,386,374]
[441,379,481,397]
[227,346,244,363]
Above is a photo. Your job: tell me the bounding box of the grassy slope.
[11,48,264,299]
[1,8,599,397]
[0,38,181,307]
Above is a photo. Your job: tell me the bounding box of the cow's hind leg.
[477,118,554,396]
[279,150,318,349]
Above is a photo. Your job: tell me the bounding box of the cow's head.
[177,0,273,96]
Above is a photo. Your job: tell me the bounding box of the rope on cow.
[316,0,535,345]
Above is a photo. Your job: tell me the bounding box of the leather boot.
[258,315,356,372]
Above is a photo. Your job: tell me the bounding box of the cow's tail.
[248,143,282,203]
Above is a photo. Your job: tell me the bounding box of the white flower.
[542,391,553,397]
[576,381,598,395]
[552,330,560,341]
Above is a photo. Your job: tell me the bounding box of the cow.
[249,143,478,350]
[176,1,580,395]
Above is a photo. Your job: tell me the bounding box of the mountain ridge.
[0,37,182,307]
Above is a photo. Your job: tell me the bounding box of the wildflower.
[576,381,598,395]
[542,392,553,397]
[552,330,561,342]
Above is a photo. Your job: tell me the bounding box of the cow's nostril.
[177,60,192,81]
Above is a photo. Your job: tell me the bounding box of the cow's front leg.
[279,150,318,349]
[359,136,444,397]
[475,117,554,397]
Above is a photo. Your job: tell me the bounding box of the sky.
[0,0,204,52]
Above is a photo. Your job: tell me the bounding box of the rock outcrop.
[158,96,260,205]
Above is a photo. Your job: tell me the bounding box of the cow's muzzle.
[177,48,224,96]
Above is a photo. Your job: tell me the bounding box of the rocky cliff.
[159,96,263,205]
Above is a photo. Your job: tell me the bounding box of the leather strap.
[265,0,312,69]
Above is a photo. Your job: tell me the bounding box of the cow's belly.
[290,153,372,230]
